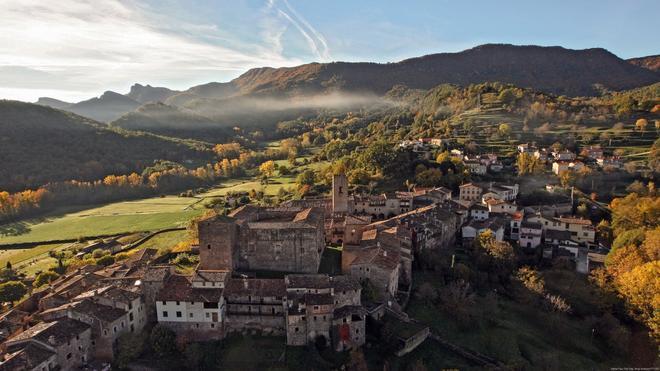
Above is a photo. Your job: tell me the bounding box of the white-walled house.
[462,218,505,241]
[155,273,227,338]
[485,198,517,215]
[469,204,489,221]
[519,221,542,248]
[528,213,596,244]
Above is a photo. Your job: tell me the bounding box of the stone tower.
[198,216,238,271]
[332,173,349,214]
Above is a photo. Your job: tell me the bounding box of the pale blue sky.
[1,0,658,101]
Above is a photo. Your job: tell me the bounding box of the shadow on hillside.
[0,221,31,237]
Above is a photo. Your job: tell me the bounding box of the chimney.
[383,250,387,257]
[48,335,56,345]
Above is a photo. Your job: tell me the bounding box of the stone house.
[38,299,130,361]
[459,183,482,202]
[73,286,147,334]
[284,274,365,351]
[3,318,92,371]
[224,278,287,335]
[345,246,400,299]
[0,342,57,371]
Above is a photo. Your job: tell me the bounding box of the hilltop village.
[0,80,657,370]
[0,155,617,370]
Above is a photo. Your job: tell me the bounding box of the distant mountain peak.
[126,83,179,104]
[35,97,72,110]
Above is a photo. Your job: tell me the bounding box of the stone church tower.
[198,215,238,271]
[332,173,349,214]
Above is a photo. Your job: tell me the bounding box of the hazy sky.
[1,0,658,102]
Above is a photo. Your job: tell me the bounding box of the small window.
[207,244,211,249]
[162,301,166,305]
[294,327,299,332]
[176,301,180,305]
[66,353,72,360]
[189,312,194,318]
[206,313,210,318]
[162,311,168,318]
[176,311,182,318]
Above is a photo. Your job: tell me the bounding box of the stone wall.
[198,218,238,271]
[237,227,323,273]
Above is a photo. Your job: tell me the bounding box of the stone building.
[39,299,129,361]
[199,205,325,273]
[224,278,287,335]
[284,274,365,351]
[343,246,400,299]
[2,318,92,371]
[155,273,226,341]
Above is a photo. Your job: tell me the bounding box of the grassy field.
[126,229,190,255]
[0,195,203,245]
[0,242,70,275]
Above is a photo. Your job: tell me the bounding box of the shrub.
[96,255,115,267]
[33,271,59,288]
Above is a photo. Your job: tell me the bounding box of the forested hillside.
[166,44,659,109]
[111,102,233,142]
[0,101,213,191]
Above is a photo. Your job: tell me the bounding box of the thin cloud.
[267,0,331,62]
[0,0,302,101]
[281,0,330,60]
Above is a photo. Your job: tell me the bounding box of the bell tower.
[332,173,349,214]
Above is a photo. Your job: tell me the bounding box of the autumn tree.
[635,118,648,132]
[259,160,275,178]
[498,123,512,138]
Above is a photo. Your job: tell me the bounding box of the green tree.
[33,271,59,288]
[296,169,316,189]
[0,281,27,303]
[149,324,177,357]
[115,332,147,369]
